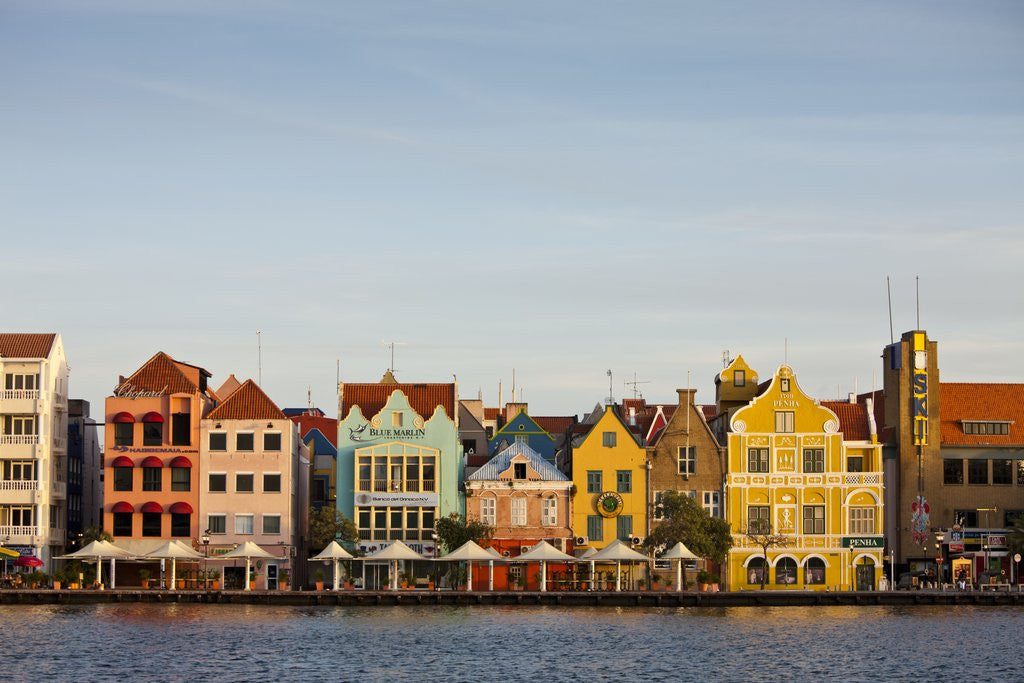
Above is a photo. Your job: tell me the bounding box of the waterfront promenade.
[2,588,1022,607]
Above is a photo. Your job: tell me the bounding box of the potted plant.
[343,564,354,590]
[209,570,221,590]
[651,572,661,591]
[515,571,527,591]
[279,569,290,591]
[697,569,711,592]
[665,577,673,591]
[314,568,325,591]
[52,568,64,591]
[139,568,151,589]
[401,570,415,590]
[709,574,720,592]
[638,578,646,591]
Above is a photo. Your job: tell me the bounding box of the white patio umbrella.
[219,541,277,591]
[589,539,649,592]
[580,547,598,591]
[484,547,502,591]
[437,541,500,591]
[512,541,576,592]
[310,541,354,591]
[361,541,427,590]
[143,540,204,590]
[659,541,700,592]
[55,540,133,589]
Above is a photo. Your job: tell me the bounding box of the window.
[3,461,34,480]
[849,507,876,534]
[542,497,557,526]
[748,448,769,473]
[748,506,770,534]
[734,370,745,387]
[802,449,824,473]
[955,509,978,527]
[3,415,37,435]
[775,411,795,433]
[263,432,282,451]
[142,512,161,537]
[1019,461,1024,486]
[171,513,190,537]
[209,473,227,492]
[9,506,32,526]
[171,467,190,491]
[616,470,632,493]
[208,514,226,534]
[586,470,603,493]
[513,462,527,480]
[511,497,526,526]
[944,459,964,485]
[602,432,617,448]
[779,378,790,392]
[481,497,496,526]
[142,420,162,446]
[142,467,161,492]
[652,491,670,520]
[263,473,281,493]
[514,434,528,445]
[678,447,696,475]
[616,515,633,541]
[968,459,988,485]
[702,491,721,518]
[587,515,603,542]
[4,373,38,390]
[847,455,864,472]
[113,467,133,492]
[805,557,826,584]
[262,514,281,535]
[114,423,133,446]
[775,557,797,585]
[993,459,1012,485]
[171,413,190,446]
[963,421,1010,436]
[392,411,403,427]
[112,512,132,536]
[746,557,766,584]
[236,433,254,451]
[235,514,254,535]
[236,473,254,493]
[803,505,825,534]
[209,433,227,451]
[1005,510,1024,528]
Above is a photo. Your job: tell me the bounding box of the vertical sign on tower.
[912,332,928,445]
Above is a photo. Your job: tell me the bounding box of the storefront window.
[112,512,132,536]
[142,512,161,537]
[804,558,826,584]
[747,557,767,584]
[775,558,797,584]
[944,459,963,485]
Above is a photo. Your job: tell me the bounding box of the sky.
[2,1,1023,418]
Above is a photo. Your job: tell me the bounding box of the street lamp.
[977,507,997,578]
[934,538,943,589]
[201,529,211,590]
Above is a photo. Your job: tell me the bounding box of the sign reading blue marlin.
[348,422,426,442]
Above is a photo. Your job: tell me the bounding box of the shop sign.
[347,421,427,443]
[110,446,198,454]
[949,543,964,553]
[912,333,928,446]
[986,535,1006,547]
[113,383,168,399]
[949,530,963,543]
[596,491,624,518]
[354,492,439,506]
[841,536,884,549]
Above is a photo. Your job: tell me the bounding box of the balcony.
[52,393,66,411]
[51,481,66,500]
[0,434,38,446]
[53,436,66,451]
[0,389,40,401]
[0,480,40,505]
[0,525,38,542]
[356,479,436,493]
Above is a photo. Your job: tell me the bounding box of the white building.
[0,333,69,570]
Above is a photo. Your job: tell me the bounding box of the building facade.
[67,398,102,539]
[725,364,885,591]
[0,333,69,570]
[488,409,558,463]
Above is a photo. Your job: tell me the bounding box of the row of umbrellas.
[311,538,701,592]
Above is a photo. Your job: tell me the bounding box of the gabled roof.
[0,333,57,359]
[341,378,456,421]
[289,414,338,448]
[700,405,717,421]
[533,416,577,434]
[821,400,873,441]
[116,351,205,396]
[940,382,1024,445]
[483,407,500,421]
[206,379,286,421]
[283,407,326,418]
[467,441,569,481]
[216,374,242,400]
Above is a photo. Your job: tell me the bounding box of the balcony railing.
[732,534,879,551]
[0,525,38,538]
[356,479,437,493]
[0,390,40,401]
[0,435,39,446]
[0,480,40,491]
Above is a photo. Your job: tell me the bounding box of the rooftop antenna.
[382,340,406,373]
[257,330,262,385]
[722,350,730,368]
[605,369,614,405]
[916,275,921,330]
[784,338,788,365]
[624,372,650,400]
[512,368,516,403]
[886,276,894,344]
[336,358,340,388]
[307,386,312,411]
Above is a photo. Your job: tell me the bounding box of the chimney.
[848,392,856,404]
[677,388,697,407]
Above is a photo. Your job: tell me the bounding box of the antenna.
[512,368,516,403]
[624,372,650,399]
[886,276,894,345]
[916,275,921,330]
[336,358,340,388]
[722,350,730,369]
[784,338,788,365]
[256,330,262,385]
[605,369,614,405]
[381,340,406,372]
[307,386,312,410]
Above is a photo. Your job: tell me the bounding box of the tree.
[1008,518,1024,556]
[642,491,733,566]
[744,523,789,590]
[81,525,113,544]
[308,507,358,553]
[433,513,494,553]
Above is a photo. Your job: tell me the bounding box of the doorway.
[855,560,875,591]
[267,564,278,590]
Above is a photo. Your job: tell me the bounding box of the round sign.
[1015,553,1022,563]
[595,491,624,518]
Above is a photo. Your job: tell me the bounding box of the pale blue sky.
[3,1,1023,416]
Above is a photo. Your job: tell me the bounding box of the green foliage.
[1008,518,1024,555]
[432,513,494,553]
[314,568,325,581]
[138,569,151,581]
[697,569,711,584]
[642,491,733,563]
[308,507,359,553]
[81,525,113,544]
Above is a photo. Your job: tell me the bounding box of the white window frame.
[235,431,255,451]
[677,446,696,475]
[511,497,527,526]
[480,497,496,526]
[208,472,228,493]
[775,411,795,433]
[263,471,282,493]
[262,431,283,451]
[542,497,557,526]
[849,506,875,534]
[234,513,254,535]
[262,514,281,535]
[207,513,226,534]
[702,490,721,518]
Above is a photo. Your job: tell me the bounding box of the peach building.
[200,378,308,589]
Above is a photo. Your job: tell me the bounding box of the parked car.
[895,571,930,590]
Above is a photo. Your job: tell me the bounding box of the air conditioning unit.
[520,545,530,555]
[630,536,644,546]
[502,550,511,558]
[552,538,566,552]
[574,536,588,546]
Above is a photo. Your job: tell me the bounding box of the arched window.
[747,556,767,584]
[805,557,826,584]
[775,557,797,585]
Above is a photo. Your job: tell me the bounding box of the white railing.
[0,435,39,446]
[0,390,39,401]
[0,525,38,538]
[0,481,40,491]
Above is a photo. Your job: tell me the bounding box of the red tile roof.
[341,381,456,421]
[700,405,718,421]
[533,416,576,434]
[940,383,1024,445]
[116,352,204,395]
[290,414,338,447]
[207,379,286,420]
[821,400,872,441]
[0,333,56,358]
[484,407,500,421]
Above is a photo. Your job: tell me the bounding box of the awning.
[140,501,163,514]
[140,456,163,468]
[111,456,134,468]
[169,502,193,514]
[169,456,192,468]
[111,501,135,514]
[112,411,135,423]
[141,411,164,423]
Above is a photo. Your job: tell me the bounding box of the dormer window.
[734,370,745,387]
[392,412,403,428]
[514,462,527,479]
[962,421,1010,436]
[780,378,790,392]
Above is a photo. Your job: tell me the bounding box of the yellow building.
[725,363,884,591]
[571,406,648,552]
